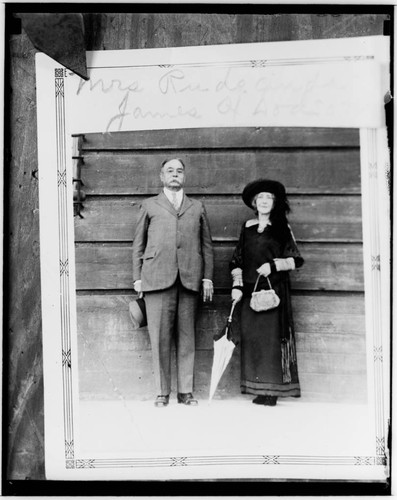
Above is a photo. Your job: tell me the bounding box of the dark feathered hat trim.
[242,179,286,208]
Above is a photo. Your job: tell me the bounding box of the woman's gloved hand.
[256,262,271,277]
[231,288,243,303]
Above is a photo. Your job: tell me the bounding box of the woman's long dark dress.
[230,222,304,398]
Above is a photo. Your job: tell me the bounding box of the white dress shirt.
[163,187,183,210]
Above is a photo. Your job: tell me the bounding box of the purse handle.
[253,274,273,293]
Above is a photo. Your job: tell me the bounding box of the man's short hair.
[161,158,185,170]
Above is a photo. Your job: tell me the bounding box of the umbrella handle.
[228,300,238,321]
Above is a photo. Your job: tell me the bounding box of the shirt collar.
[163,187,184,203]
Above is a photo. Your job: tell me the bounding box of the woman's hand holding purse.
[256,262,271,277]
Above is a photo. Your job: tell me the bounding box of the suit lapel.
[156,191,193,217]
[155,191,178,217]
[178,194,193,216]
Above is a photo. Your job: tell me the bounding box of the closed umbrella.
[208,300,238,403]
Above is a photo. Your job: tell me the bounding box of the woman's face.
[253,192,275,215]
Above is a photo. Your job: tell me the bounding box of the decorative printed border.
[360,128,389,468]
[54,56,389,473]
[67,454,384,470]
[89,54,374,71]
[367,129,386,463]
[55,68,75,461]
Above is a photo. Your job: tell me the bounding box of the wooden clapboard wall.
[74,126,365,402]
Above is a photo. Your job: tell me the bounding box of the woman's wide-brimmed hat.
[242,179,286,208]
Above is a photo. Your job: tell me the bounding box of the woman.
[230,179,304,406]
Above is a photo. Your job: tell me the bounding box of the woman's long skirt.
[240,297,301,398]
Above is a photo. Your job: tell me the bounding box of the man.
[132,158,214,407]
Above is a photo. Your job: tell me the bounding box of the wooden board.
[74,242,364,291]
[76,292,367,403]
[76,293,366,352]
[74,195,363,243]
[297,373,367,402]
[81,127,359,150]
[78,345,366,402]
[6,31,45,481]
[80,150,361,195]
[77,349,241,401]
[82,13,387,52]
[77,292,367,403]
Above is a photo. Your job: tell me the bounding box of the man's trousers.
[144,279,199,396]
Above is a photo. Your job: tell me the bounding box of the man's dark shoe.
[154,395,169,407]
[177,392,198,405]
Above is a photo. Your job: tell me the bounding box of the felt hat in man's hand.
[129,297,147,329]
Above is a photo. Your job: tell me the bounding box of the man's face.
[160,159,185,191]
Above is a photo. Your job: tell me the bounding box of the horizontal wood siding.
[81,150,361,195]
[77,349,367,402]
[83,127,359,150]
[75,125,365,402]
[77,294,365,351]
[76,294,366,401]
[75,243,364,291]
[74,195,363,243]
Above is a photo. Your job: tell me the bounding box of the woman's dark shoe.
[264,396,278,406]
[252,395,278,406]
[252,396,267,405]
[177,392,198,405]
[154,395,169,407]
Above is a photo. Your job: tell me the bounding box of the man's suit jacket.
[132,192,214,292]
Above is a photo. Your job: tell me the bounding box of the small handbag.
[250,274,280,312]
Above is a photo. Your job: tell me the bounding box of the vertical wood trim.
[359,127,389,466]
